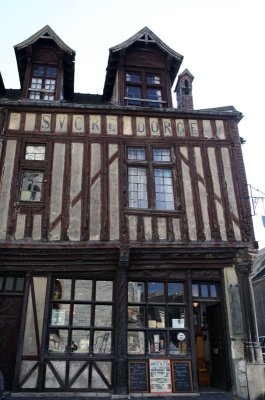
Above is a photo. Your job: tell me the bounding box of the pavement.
[2,391,236,400]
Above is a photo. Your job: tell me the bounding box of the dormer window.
[125,71,164,108]
[28,66,58,100]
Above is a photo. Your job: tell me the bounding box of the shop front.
[6,262,231,395]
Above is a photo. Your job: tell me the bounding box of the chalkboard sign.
[171,361,193,392]
[128,361,148,392]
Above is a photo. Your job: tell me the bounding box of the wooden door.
[207,304,231,390]
[0,296,23,390]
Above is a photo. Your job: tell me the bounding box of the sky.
[1,0,265,248]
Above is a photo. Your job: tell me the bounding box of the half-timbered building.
[0,25,264,399]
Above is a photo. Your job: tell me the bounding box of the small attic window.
[125,71,165,107]
[28,66,58,100]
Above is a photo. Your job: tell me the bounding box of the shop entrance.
[193,301,231,391]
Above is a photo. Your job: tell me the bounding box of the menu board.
[149,359,172,393]
[172,361,193,392]
[128,361,148,392]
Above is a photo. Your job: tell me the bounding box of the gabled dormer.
[103,27,183,108]
[14,25,75,102]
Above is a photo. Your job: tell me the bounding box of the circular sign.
[177,332,186,341]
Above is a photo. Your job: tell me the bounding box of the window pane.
[128,306,145,327]
[53,279,72,300]
[20,171,43,201]
[126,72,140,82]
[210,284,217,297]
[153,149,171,162]
[148,331,166,355]
[192,284,199,297]
[128,282,145,302]
[128,147,146,160]
[94,305,112,327]
[33,67,44,77]
[73,304,91,326]
[148,282,164,302]
[95,281,113,301]
[126,86,142,106]
[146,74,160,84]
[168,306,185,328]
[74,280,92,301]
[5,277,14,290]
[168,283,184,303]
[147,88,162,107]
[43,93,54,101]
[148,306,165,328]
[48,329,68,353]
[72,330,90,353]
[128,167,147,208]
[169,331,187,355]
[31,78,42,89]
[201,284,209,297]
[154,169,174,210]
[25,145,45,160]
[45,79,56,91]
[93,331,111,354]
[128,331,145,354]
[51,304,70,326]
[47,67,58,78]
[29,91,41,99]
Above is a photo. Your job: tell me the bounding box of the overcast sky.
[1,0,264,248]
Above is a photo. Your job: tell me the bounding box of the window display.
[127,281,188,356]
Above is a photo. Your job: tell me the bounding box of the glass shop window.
[48,278,113,355]
[127,281,187,356]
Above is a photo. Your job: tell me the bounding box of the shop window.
[28,66,58,100]
[48,278,113,355]
[127,146,176,210]
[125,71,165,107]
[127,281,187,356]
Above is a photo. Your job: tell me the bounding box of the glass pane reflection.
[73,304,91,326]
[51,304,70,326]
[148,282,164,302]
[96,281,113,302]
[74,280,92,301]
[49,329,68,352]
[128,282,145,302]
[93,331,111,354]
[94,305,112,327]
[53,279,71,300]
[168,283,184,303]
[72,330,90,353]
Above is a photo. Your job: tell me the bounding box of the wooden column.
[114,244,129,394]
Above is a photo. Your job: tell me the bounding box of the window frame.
[124,70,166,108]
[126,145,179,212]
[47,277,114,356]
[17,143,48,204]
[127,280,188,357]
[28,65,58,101]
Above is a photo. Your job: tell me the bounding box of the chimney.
[175,69,194,110]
